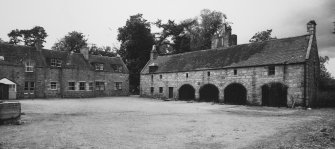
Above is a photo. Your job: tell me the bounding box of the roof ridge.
[89,54,119,59]
[157,34,310,58]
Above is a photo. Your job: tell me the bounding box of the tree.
[155,9,227,53]
[320,56,333,81]
[117,14,154,93]
[198,9,227,49]
[52,31,88,53]
[8,26,47,46]
[154,19,195,54]
[0,38,5,43]
[89,44,117,57]
[249,29,276,42]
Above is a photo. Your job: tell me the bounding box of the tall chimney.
[80,47,89,60]
[229,34,237,46]
[150,45,158,60]
[211,24,235,49]
[35,40,42,51]
[307,20,317,35]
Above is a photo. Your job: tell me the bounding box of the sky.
[0,0,334,76]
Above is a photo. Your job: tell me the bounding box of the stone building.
[140,21,320,107]
[0,43,129,99]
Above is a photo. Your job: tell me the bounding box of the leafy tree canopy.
[249,29,276,43]
[320,56,333,80]
[117,13,154,93]
[155,9,228,53]
[89,44,117,57]
[8,26,47,47]
[52,31,88,53]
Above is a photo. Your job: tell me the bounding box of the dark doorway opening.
[199,84,219,102]
[169,87,174,98]
[224,83,247,105]
[178,84,195,101]
[0,83,9,100]
[262,83,288,107]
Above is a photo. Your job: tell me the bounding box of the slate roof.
[0,43,127,73]
[142,35,311,74]
[89,55,129,73]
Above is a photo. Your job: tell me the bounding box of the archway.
[224,83,247,105]
[199,84,219,102]
[178,84,195,101]
[262,82,288,107]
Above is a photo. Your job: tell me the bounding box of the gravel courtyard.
[0,96,334,149]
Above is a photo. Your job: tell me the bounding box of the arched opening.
[224,83,247,105]
[199,84,219,102]
[178,84,195,101]
[262,82,288,107]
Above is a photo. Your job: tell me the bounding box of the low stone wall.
[0,102,21,123]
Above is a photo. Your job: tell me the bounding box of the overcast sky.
[0,0,334,76]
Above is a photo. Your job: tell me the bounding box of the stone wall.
[0,102,21,122]
[305,36,320,107]
[140,63,305,106]
[0,64,129,99]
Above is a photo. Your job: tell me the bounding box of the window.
[25,81,35,91]
[268,66,275,75]
[51,59,62,67]
[159,75,162,79]
[50,82,57,90]
[207,71,210,76]
[88,82,94,91]
[234,69,237,75]
[79,82,86,91]
[150,87,154,94]
[68,82,75,90]
[9,84,16,92]
[159,87,163,93]
[186,73,188,78]
[95,63,104,71]
[30,82,35,91]
[111,64,123,72]
[95,81,105,91]
[25,61,34,72]
[151,75,154,82]
[24,82,29,91]
[114,82,122,90]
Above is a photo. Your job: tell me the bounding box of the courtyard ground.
[0,96,334,149]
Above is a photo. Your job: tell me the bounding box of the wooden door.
[0,83,9,100]
[169,87,173,98]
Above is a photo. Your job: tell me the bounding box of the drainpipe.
[304,62,307,108]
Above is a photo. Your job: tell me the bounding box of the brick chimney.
[80,47,89,60]
[307,20,317,35]
[150,45,158,60]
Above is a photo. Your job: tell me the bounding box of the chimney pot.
[307,20,317,35]
[150,45,158,60]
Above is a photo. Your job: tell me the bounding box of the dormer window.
[149,63,158,73]
[25,61,34,72]
[51,59,62,67]
[95,63,104,71]
[111,64,123,72]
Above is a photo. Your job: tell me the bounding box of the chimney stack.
[307,20,317,35]
[150,45,158,60]
[35,40,42,51]
[211,24,237,49]
[80,47,89,60]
